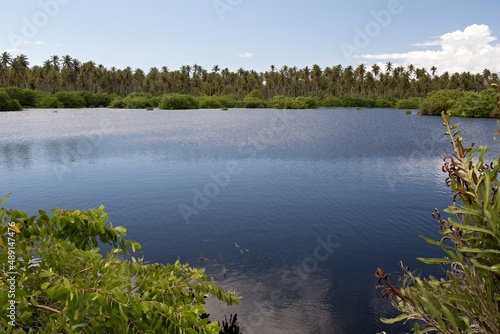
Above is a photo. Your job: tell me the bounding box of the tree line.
[0,52,497,99]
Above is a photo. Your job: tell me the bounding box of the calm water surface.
[1,108,498,333]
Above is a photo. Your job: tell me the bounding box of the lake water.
[1,108,498,333]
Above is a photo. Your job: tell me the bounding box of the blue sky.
[1,0,500,74]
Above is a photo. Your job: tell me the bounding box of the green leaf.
[380,313,411,324]
[470,260,500,274]
[417,257,454,264]
[114,226,127,235]
[457,247,500,255]
[118,304,128,321]
[39,270,54,278]
[0,193,10,205]
[440,304,459,331]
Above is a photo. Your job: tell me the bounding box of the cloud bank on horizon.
[358,24,500,74]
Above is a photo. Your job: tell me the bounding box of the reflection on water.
[0,108,498,333]
[1,143,32,170]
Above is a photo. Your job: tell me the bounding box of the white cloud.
[19,40,47,46]
[239,52,254,59]
[411,40,440,47]
[2,48,21,53]
[359,24,500,74]
[3,40,47,53]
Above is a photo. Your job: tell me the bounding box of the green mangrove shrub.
[35,94,64,109]
[78,91,118,108]
[321,95,342,107]
[122,96,153,109]
[0,196,239,333]
[54,91,87,108]
[197,96,223,109]
[159,93,199,110]
[341,96,376,108]
[419,89,464,115]
[0,92,22,111]
[375,97,396,108]
[395,97,422,110]
[0,88,39,107]
[448,89,500,118]
[291,96,317,109]
[109,97,125,109]
[376,113,500,333]
[243,89,267,108]
[197,95,242,109]
[269,95,294,109]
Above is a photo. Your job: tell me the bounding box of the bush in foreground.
[376,113,500,333]
[0,198,239,333]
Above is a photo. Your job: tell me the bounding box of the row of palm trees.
[0,52,497,98]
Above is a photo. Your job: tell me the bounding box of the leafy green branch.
[0,199,240,333]
[376,112,500,333]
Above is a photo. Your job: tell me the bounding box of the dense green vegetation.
[0,195,239,333]
[377,113,500,332]
[0,91,22,111]
[0,52,498,115]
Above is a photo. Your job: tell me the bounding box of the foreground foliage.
[376,113,500,333]
[0,199,239,333]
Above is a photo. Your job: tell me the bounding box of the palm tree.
[371,63,380,79]
[415,67,430,96]
[41,59,53,91]
[385,61,393,74]
[342,65,354,95]
[332,64,343,96]
[80,61,97,92]
[0,52,12,67]
[407,64,415,78]
[311,64,323,97]
[50,55,60,70]
[132,68,145,92]
[10,54,30,88]
[61,55,74,90]
[430,66,437,77]
[354,63,366,96]
[0,52,12,86]
[48,55,61,92]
